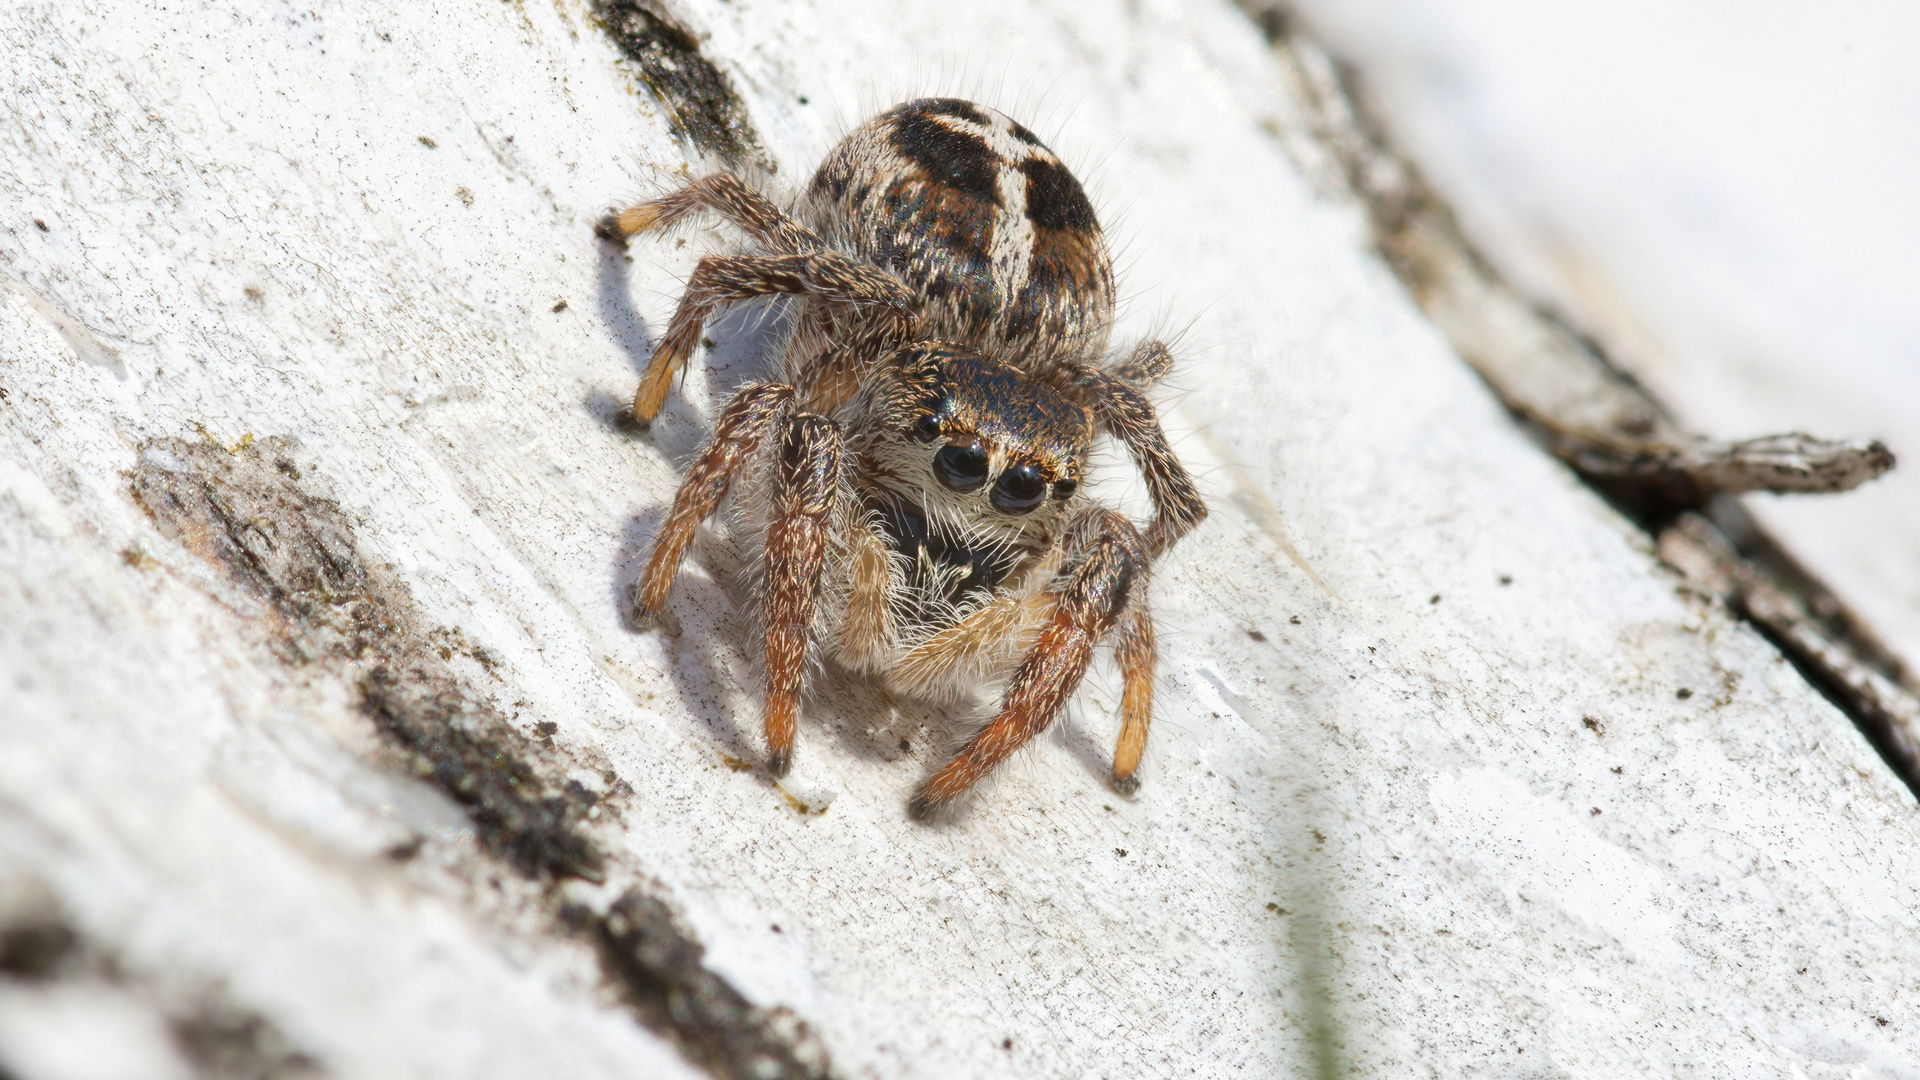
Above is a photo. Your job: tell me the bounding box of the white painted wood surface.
[2,1,1916,1077]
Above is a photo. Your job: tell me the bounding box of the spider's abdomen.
[805,99,1115,369]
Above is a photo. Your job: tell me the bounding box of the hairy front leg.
[761,414,844,776]
[1109,602,1156,795]
[1108,339,1173,386]
[910,511,1147,818]
[634,252,915,423]
[1057,361,1207,558]
[612,173,823,255]
[634,382,793,621]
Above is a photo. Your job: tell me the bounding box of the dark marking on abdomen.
[919,98,994,127]
[1020,157,1097,232]
[887,106,1004,206]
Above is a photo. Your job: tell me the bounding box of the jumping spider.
[613,99,1205,817]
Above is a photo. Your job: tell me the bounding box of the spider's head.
[870,344,1090,531]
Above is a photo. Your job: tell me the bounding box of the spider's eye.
[910,413,942,443]
[933,439,990,492]
[991,462,1048,514]
[1052,477,1078,500]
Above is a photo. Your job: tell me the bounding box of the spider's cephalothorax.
[613,99,1206,817]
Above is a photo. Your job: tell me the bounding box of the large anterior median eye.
[933,439,990,492]
[991,462,1047,514]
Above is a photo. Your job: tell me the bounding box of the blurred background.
[1286,0,1920,666]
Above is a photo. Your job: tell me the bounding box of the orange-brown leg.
[1109,602,1156,796]
[633,253,916,423]
[910,510,1147,819]
[761,414,844,776]
[633,382,792,622]
[1054,358,1207,558]
[612,174,823,256]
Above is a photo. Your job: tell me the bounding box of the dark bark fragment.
[130,435,840,1079]
[593,0,766,168]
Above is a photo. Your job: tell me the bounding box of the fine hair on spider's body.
[613,98,1206,818]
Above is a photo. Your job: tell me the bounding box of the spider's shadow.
[592,227,791,449]
[603,482,1118,799]
[599,225,796,762]
[611,504,994,785]
[620,544,984,779]
[612,518,765,761]
[806,656,1124,797]
[1047,693,1121,791]
[595,228,655,390]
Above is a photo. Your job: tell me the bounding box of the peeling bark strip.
[1239,2,1920,793]
[593,0,765,167]
[1661,511,1920,795]
[1244,4,1892,502]
[130,437,836,1080]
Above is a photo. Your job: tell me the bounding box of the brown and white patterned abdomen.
[803,99,1116,372]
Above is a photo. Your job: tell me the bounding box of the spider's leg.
[1109,600,1156,796]
[612,173,823,256]
[634,382,793,620]
[1055,357,1207,558]
[761,413,845,776]
[1109,338,1174,386]
[792,319,905,417]
[635,253,915,423]
[910,509,1147,818]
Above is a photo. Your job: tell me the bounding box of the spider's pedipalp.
[761,413,845,776]
[909,508,1147,819]
[835,514,897,674]
[890,544,1062,697]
